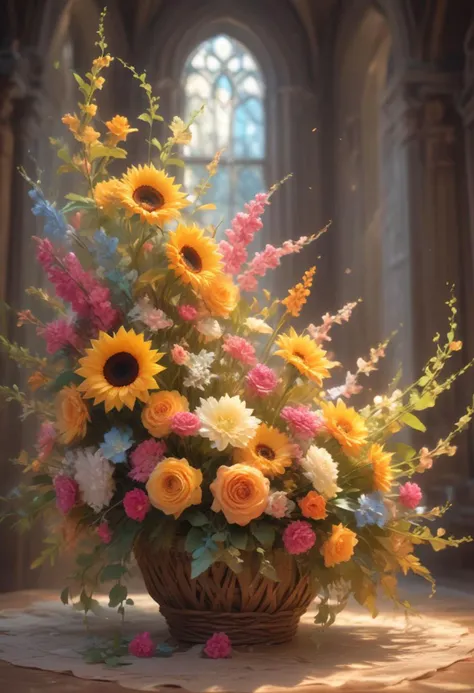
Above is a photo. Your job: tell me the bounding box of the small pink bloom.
[223,335,257,366]
[37,421,56,458]
[123,489,150,522]
[171,411,201,437]
[265,491,295,519]
[128,632,154,658]
[281,406,323,440]
[283,521,316,555]
[203,632,232,659]
[39,319,80,354]
[97,521,112,544]
[178,304,198,321]
[69,212,82,230]
[398,482,422,510]
[246,364,278,397]
[54,475,78,514]
[143,308,173,331]
[171,344,189,366]
[142,242,153,254]
[129,439,167,483]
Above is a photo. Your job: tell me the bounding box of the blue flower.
[93,229,119,266]
[355,492,389,528]
[28,188,68,240]
[100,426,134,464]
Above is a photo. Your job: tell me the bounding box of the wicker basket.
[134,537,317,645]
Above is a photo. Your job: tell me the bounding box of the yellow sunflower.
[368,443,393,492]
[321,399,368,456]
[119,164,188,225]
[94,178,127,213]
[166,223,223,291]
[76,327,165,412]
[234,423,294,477]
[274,328,336,385]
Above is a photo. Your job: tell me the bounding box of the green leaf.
[191,549,215,579]
[400,412,426,432]
[76,553,95,568]
[90,145,128,161]
[32,474,52,486]
[331,498,357,512]
[410,392,436,411]
[251,522,276,549]
[84,648,105,664]
[166,158,184,168]
[56,147,71,164]
[393,442,416,462]
[137,113,152,125]
[259,557,279,582]
[125,598,134,606]
[48,370,82,393]
[108,584,128,608]
[229,527,248,551]
[151,137,162,151]
[185,510,209,527]
[73,72,87,92]
[211,531,227,542]
[100,564,127,582]
[185,527,205,554]
[64,193,95,205]
[60,586,69,605]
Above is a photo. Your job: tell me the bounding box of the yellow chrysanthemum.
[321,399,368,456]
[282,266,316,317]
[55,385,91,444]
[200,273,239,318]
[234,423,294,477]
[368,443,393,492]
[274,327,336,385]
[119,164,188,225]
[166,223,223,291]
[76,327,165,413]
[94,178,127,213]
[105,115,138,143]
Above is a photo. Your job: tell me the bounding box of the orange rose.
[200,274,240,318]
[210,464,269,526]
[298,491,327,520]
[55,385,90,444]
[321,524,358,568]
[105,115,138,143]
[141,390,188,437]
[146,458,202,518]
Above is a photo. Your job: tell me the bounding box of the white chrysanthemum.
[301,445,341,499]
[196,318,223,340]
[73,447,115,512]
[245,317,273,334]
[183,349,216,390]
[196,394,260,451]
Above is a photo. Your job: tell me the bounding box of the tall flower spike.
[282,266,316,317]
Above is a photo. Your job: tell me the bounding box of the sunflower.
[166,223,222,291]
[274,328,336,385]
[94,178,127,213]
[119,164,188,225]
[321,399,368,456]
[76,327,165,412]
[368,443,393,492]
[234,423,294,477]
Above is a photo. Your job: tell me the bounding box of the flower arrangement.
[1,11,473,648]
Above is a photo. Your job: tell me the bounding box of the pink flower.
[246,364,278,398]
[171,411,201,437]
[97,521,112,544]
[129,439,167,482]
[142,242,153,254]
[123,489,150,522]
[37,421,56,458]
[69,212,82,230]
[203,632,232,659]
[223,335,257,366]
[219,193,269,275]
[39,319,80,354]
[128,632,154,658]
[283,521,316,555]
[281,406,323,440]
[54,475,78,514]
[171,344,189,366]
[178,304,198,321]
[398,482,422,510]
[265,491,295,519]
[143,308,173,331]
[219,241,248,276]
[237,236,312,293]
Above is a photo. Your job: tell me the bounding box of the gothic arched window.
[181,34,266,232]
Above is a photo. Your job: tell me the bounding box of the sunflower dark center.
[181,245,203,272]
[103,352,139,387]
[256,444,276,461]
[293,351,306,361]
[132,185,164,212]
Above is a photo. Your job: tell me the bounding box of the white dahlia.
[73,447,115,512]
[196,394,260,451]
[301,445,341,500]
[244,317,273,335]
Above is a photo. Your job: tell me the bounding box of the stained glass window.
[181,35,266,233]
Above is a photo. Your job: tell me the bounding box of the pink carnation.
[223,335,257,366]
[54,475,78,515]
[97,521,112,544]
[281,406,323,440]
[123,489,150,522]
[129,439,167,482]
[203,632,232,659]
[398,482,422,510]
[37,421,56,458]
[283,521,316,555]
[246,364,278,397]
[128,632,154,658]
[171,411,201,437]
[178,304,198,321]
[171,344,189,366]
[39,319,80,354]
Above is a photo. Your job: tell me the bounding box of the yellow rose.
[146,458,202,518]
[200,274,239,318]
[77,125,100,144]
[210,464,269,526]
[55,385,90,444]
[141,390,188,437]
[320,524,358,568]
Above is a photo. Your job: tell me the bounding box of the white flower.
[373,389,402,413]
[327,371,362,400]
[73,447,115,512]
[196,318,223,340]
[169,116,192,145]
[265,491,295,519]
[244,317,273,334]
[183,349,216,390]
[301,445,341,500]
[196,394,260,451]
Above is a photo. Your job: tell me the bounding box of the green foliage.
[108,583,128,608]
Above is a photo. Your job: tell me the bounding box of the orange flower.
[298,491,327,520]
[94,76,105,89]
[28,371,50,392]
[449,341,462,352]
[62,113,80,134]
[200,273,240,318]
[141,390,188,437]
[146,458,202,518]
[55,385,90,444]
[94,178,126,212]
[321,524,358,567]
[105,115,138,143]
[81,104,97,117]
[93,55,112,69]
[368,443,393,492]
[282,266,316,317]
[321,399,368,456]
[78,125,100,144]
[210,464,270,526]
